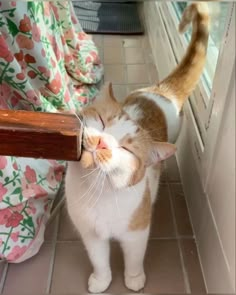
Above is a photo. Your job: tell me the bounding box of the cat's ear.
[98,82,117,102]
[146,142,176,166]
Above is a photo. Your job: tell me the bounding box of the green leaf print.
[12,187,22,195]
[23,216,34,228]
[6,17,19,37]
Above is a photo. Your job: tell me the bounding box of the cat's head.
[79,83,176,189]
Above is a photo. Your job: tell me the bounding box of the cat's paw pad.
[88,272,112,293]
[125,272,146,291]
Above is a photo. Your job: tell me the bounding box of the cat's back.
[123,90,182,143]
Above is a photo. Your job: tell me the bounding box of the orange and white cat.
[65,2,209,293]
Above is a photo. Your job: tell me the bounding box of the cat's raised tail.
[156,2,210,110]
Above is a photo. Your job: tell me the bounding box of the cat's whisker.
[78,169,102,202]
[89,172,106,209]
[81,166,99,179]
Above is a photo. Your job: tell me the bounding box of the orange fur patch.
[96,149,112,163]
[129,180,151,231]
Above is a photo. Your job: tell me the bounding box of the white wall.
[143,2,235,292]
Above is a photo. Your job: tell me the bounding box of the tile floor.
[0,35,206,294]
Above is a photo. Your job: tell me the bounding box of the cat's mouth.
[80,148,112,171]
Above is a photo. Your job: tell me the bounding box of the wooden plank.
[0,110,82,161]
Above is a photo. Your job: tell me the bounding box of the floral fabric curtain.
[0,1,103,262]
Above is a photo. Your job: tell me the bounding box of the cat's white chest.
[65,163,155,239]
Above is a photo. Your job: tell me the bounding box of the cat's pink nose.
[97,138,108,150]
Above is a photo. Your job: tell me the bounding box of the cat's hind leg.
[120,228,149,291]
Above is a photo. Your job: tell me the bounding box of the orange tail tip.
[157,2,210,110]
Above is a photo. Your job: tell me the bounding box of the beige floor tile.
[122,37,143,48]
[144,240,186,293]
[180,239,206,293]
[104,46,124,64]
[166,155,182,183]
[3,243,53,295]
[106,242,129,293]
[144,50,155,64]
[125,47,145,64]
[126,83,150,93]
[0,261,6,284]
[112,85,127,102]
[51,242,90,294]
[91,34,103,47]
[150,185,175,238]
[147,63,159,83]
[104,65,126,84]
[104,35,122,47]
[127,64,149,84]
[96,46,104,63]
[170,184,193,237]
[57,205,79,241]
[44,216,57,241]
[51,242,128,293]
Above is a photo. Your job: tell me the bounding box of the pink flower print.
[11,1,16,7]
[32,184,48,199]
[24,54,36,64]
[16,34,34,50]
[32,24,41,42]
[13,161,18,170]
[26,89,41,106]
[0,36,14,62]
[14,50,24,62]
[64,89,71,103]
[0,208,12,225]
[7,245,27,261]
[26,200,36,215]
[10,231,19,242]
[71,14,78,25]
[0,183,7,202]
[64,28,74,40]
[0,239,2,247]
[38,66,50,78]
[24,165,37,183]
[64,54,73,64]
[0,83,11,109]
[50,57,56,68]
[6,211,23,228]
[21,178,48,199]
[43,2,51,16]
[27,70,37,79]
[11,91,22,107]
[51,4,59,20]
[19,14,32,33]
[16,72,26,81]
[0,156,7,169]
[0,83,11,100]
[46,72,62,95]
[21,177,35,198]
[46,167,57,187]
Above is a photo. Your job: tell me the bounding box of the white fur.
[141,92,183,143]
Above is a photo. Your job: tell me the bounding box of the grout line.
[166,179,191,294]
[0,262,8,294]
[45,214,60,294]
[150,236,194,241]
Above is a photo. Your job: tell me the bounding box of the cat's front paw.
[125,272,146,291]
[88,272,112,293]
